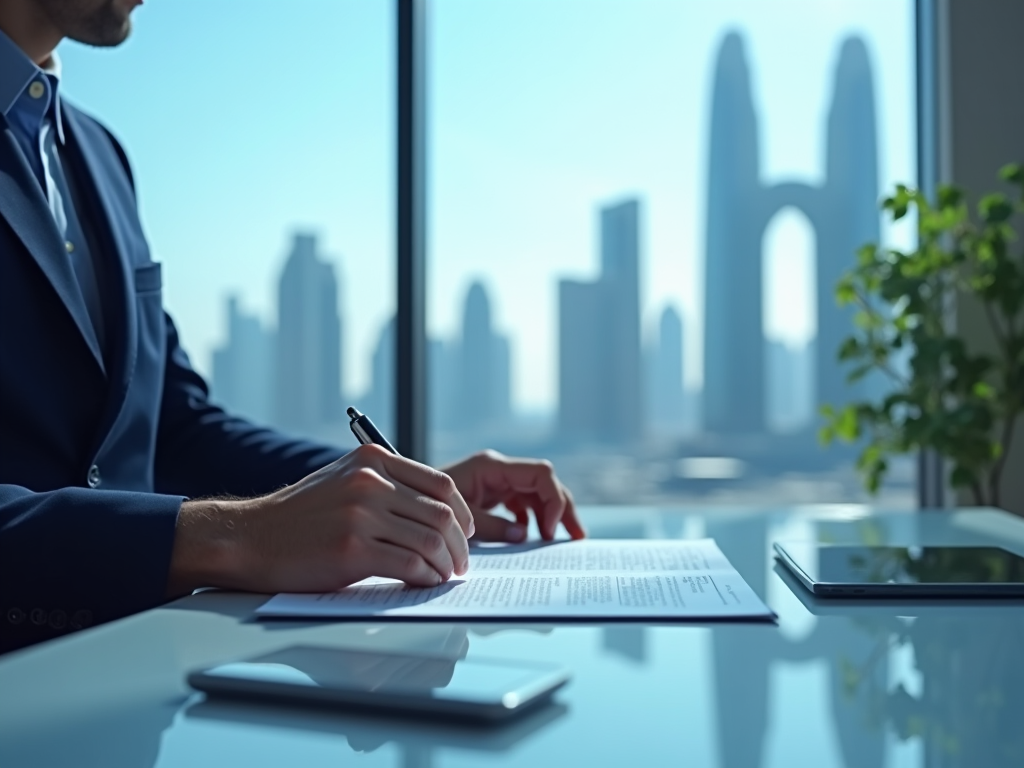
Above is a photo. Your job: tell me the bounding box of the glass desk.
[2,505,1023,768]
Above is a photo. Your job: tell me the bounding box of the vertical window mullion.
[396,0,429,462]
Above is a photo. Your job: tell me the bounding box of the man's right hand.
[166,445,475,598]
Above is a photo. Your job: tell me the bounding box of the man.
[0,0,585,653]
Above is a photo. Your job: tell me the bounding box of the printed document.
[256,539,774,621]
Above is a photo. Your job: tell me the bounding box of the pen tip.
[346,406,362,420]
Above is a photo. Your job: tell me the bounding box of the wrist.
[165,497,257,597]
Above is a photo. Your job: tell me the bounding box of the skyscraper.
[647,304,685,435]
[455,281,511,434]
[558,199,644,443]
[211,295,274,425]
[274,233,342,435]
[817,38,880,410]
[702,32,879,435]
[703,32,767,436]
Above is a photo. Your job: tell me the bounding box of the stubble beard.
[39,0,134,48]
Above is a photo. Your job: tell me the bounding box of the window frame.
[396,0,936,505]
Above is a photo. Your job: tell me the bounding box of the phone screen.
[198,646,564,706]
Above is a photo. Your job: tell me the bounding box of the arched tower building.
[702,33,879,435]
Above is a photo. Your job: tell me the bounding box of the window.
[60,0,395,446]
[58,1,918,506]
[428,0,917,505]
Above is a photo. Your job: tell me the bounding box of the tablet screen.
[795,545,1024,585]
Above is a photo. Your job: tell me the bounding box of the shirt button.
[6,608,25,625]
[65,240,75,254]
[48,610,67,630]
[30,608,47,625]
[28,80,45,99]
[71,610,93,630]
[87,465,101,488]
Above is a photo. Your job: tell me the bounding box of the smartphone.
[187,645,571,723]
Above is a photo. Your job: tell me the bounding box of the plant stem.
[983,299,1009,350]
[989,399,1018,509]
[971,478,987,506]
[986,300,1021,509]
[851,292,911,387]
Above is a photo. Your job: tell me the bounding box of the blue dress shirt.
[0,28,105,349]
[0,29,65,215]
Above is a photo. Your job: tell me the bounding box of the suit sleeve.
[0,483,183,652]
[153,312,345,498]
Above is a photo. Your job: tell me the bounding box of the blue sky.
[58,0,914,413]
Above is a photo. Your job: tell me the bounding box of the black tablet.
[774,541,1024,597]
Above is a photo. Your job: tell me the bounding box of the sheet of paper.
[256,539,775,621]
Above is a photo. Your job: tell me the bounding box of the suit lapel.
[0,122,106,373]
[61,106,140,446]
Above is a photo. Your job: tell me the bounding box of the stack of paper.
[256,539,774,622]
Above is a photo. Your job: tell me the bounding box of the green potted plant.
[821,165,1024,507]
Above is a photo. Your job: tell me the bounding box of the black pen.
[347,406,399,455]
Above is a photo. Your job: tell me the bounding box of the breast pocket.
[134,263,162,295]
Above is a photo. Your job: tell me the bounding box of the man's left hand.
[442,451,586,543]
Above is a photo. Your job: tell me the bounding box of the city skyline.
[211,205,818,444]
[59,2,914,414]
[212,30,879,448]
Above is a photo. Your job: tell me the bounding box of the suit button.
[7,608,25,625]
[71,610,93,629]
[30,608,47,625]
[48,610,67,630]
[87,465,101,488]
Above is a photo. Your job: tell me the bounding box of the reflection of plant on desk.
[844,545,1024,586]
[820,166,1024,506]
[840,614,1024,767]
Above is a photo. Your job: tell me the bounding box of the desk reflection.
[2,626,477,768]
[708,516,885,768]
[707,513,1024,768]
[185,693,568,764]
[778,564,1024,768]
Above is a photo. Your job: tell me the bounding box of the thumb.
[472,513,527,543]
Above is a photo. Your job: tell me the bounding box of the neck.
[0,0,62,66]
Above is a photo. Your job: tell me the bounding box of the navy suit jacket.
[0,103,342,652]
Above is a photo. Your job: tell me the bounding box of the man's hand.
[442,451,585,543]
[166,445,474,597]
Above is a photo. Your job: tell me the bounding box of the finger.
[497,460,567,540]
[389,482,470,575]
[379,453,475,539]
[560,486,586,539]
[473,512,527,543]
[374,512,456,580]
[504,498,531,528]
[367,540,444,587]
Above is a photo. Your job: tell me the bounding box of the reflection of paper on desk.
[256,539,775,621]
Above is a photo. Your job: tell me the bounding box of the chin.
[75,16,132,48]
